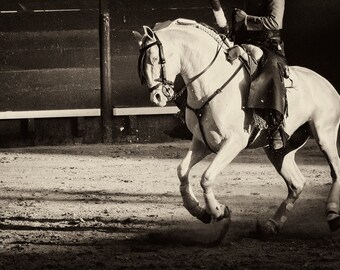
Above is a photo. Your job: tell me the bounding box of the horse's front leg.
[177,137,212,223]
[201,135,245,220]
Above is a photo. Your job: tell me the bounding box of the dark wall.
[284,0,340,89]
[0,0,100,111]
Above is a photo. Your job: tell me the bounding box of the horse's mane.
[153,18,232,49]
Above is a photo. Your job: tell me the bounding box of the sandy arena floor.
[0,140,339,269]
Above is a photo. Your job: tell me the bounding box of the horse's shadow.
[145,218,232,247]
[144,216,337,247]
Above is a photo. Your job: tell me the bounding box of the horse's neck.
[172,27,237,103]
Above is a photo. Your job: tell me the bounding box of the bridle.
[138,26,249,152]
[138,30,227,102]
[138,34,175,101]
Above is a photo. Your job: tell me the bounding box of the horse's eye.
[151,57,158,64]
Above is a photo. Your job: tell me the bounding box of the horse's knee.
[200,173,214,192]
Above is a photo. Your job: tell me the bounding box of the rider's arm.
[245,0,285,31]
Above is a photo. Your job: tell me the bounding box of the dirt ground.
[0,139,339,270]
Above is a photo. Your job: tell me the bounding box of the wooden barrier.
[0,109,101,120]
[0,106,179,119]
[0,0,338,146]
[112,106,179,116]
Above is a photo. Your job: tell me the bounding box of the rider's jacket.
[245,0,284,31]
[232,0,285,57]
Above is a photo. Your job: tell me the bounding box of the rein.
[171,34,228,101]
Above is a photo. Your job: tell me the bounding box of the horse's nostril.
[156,94,161,102]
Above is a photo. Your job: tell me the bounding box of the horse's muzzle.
[149,84,174,106]
[150,88,168,107]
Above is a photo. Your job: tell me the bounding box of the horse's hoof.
[198,205,231,224]
[256,219,278,240]
[199,210,212,224]
[328,215,340,232]
[215,205,232,222]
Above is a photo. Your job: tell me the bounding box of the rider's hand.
[226,46,242,63]
[234,9,247,23]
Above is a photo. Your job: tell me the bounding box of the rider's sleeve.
[245,0,285,31]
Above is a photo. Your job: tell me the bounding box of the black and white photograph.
[0,0,339,269]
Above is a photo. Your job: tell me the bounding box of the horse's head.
[133,26,180,107]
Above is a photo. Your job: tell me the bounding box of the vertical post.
[100,0,113,143]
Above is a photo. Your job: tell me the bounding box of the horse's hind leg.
[311,120,340,232]
[262,125,310,235]
[177,137,212,223]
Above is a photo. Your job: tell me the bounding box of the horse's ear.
[143,26,155,41]
[132,31,143,47]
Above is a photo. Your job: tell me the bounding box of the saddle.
[226,44,293,129]
[227,44,293,88]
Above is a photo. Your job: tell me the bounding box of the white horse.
[133,19,340,235]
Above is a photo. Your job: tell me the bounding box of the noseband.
[138,34,175,100]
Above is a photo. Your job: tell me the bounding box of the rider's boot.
[271,128,284,150]
[267,110,285,151]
